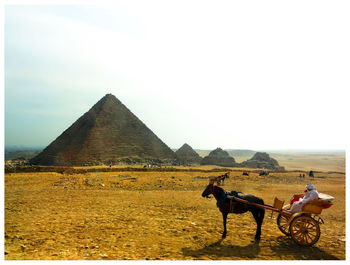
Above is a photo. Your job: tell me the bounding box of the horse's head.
[202,177,216,198]
[202,183,214,198]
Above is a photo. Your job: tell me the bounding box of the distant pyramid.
[200,147,237,167]
[175,143,202,164]
[30,94,176,166]
[240,152,284,170]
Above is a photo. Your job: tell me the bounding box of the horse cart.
[202,174,334,246]
[233,193,333,246]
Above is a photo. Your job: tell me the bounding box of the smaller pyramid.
[175,143,202,164]
[200,147,237,167]
[240,152,284,170]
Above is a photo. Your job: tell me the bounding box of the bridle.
[203,183,215,199]
[207,183,217,199]
[204,173,229,199]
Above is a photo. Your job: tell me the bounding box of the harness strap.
[230,197,238,212]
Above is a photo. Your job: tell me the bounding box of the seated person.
[290,183,319,213]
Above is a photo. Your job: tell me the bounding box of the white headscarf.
[306,183,315,190]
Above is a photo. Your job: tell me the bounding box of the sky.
[3,0,350,151]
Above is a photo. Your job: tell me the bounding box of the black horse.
[202,183,265,241]
[259,171,269,176]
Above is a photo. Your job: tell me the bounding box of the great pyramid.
[200,147,237,167]
[240,152,284,170]
[175,143,202,164]
[30,94,176,166]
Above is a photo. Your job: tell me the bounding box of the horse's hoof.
[250,239,260,244]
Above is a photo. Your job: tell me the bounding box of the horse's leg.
[222,212,228,239]
[251,209,265,241]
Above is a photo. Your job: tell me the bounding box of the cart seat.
[303,196,334,214]
[318,193,335,204]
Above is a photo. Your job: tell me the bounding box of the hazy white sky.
[3,1,350,150]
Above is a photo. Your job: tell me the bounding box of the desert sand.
[5,168,345,260]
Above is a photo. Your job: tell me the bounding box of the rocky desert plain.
[4,155,346,260]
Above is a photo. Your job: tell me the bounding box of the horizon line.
[5,144,346,153]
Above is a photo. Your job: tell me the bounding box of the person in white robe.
[290,184,319,213]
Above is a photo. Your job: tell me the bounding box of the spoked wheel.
[277,213,290,236]
[289,215,321,246]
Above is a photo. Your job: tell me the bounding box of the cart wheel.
[277,213,290,236]
[289,215,320,246]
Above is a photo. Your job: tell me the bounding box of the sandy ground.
[4,170,345,260]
